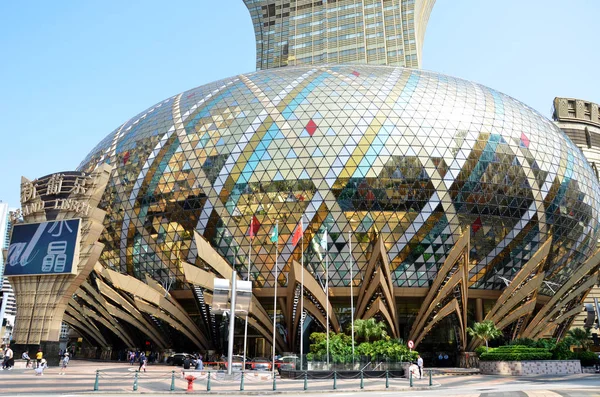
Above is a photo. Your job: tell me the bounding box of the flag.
[291,220,303,246]
[248,215,260,238]
[320,229,327,251]
[270,222,279,243]
[311,233,322,262]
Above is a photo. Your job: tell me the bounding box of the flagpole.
[349,230,355,364]
[300,217,304,371]
[243,219,254,372]
[242,245,249,373]
[325,233,329,367]
[272,221,278,378]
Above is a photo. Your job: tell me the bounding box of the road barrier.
[90,368,438,392]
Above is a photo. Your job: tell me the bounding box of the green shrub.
[479,345,552,361]
[551,337,575,360]
[574,350,598,367]
[534,338,557,350]
[474,346,494,357]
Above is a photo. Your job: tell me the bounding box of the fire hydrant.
[185,374,197,392]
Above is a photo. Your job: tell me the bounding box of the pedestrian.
[34,358,47,376]
[1,345,7,370]
[183,356,191,370]
[195,354,204,370]
[138,352,147,372]
[22,351,31,368]
[5,345,13,370]
[2,345,13,370]
[59,352,70,375]
[417,355,424,379]
[35,348,43,368]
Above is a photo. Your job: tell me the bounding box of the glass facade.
[79,65,600,298]
[243,0,436,69]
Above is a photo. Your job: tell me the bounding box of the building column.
[475,298,484,323]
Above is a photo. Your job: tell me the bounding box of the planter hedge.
[479,345,552,361]
[574,350,598,367]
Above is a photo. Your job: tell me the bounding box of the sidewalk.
[2,360,599,395]
[0,360,437,394]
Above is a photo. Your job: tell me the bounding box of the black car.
[167,353,194,366]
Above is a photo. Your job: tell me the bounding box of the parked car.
[223,354,245,371]
[167,353,194,366]
[249,357,272,371]
[276,356,298,371]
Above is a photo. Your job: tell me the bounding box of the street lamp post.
[213,272,252,376]
[227,271,237,375]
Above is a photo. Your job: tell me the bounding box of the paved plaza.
[1,360,600,396]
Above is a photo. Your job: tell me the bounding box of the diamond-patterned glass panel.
[78,66,600,292]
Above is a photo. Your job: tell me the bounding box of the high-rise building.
[244,0,436,70]
[0,202,17,344]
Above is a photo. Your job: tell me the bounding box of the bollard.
[240,371,245,391]
[409,370,413,388]
[385,370,389,389]
[273,373,277,391]
[93,370,99,391]
[303,371,308,391]
[333,371,337,390]
[207,371,211,392]
[133,370,139,391]
[170,370,175,391]
[429,369,432,386]
[360,369,364,389]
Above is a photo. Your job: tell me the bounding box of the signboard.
[5,219,81,276]
[408,340,414,350]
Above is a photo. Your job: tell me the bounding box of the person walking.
[2,345,13,370]
[59,352,70,375]
[22,351,31,368]
[5,346,13,370]
[1,345,7,370]
[35,348,43,368]
[417,355,424,379]
[195,354,204,370]
[138,352,147,372]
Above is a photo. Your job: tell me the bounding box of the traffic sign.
[408,340,414,350]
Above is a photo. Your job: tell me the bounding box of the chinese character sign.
[5,219,81,276]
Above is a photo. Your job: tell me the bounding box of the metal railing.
[90,368,438,392]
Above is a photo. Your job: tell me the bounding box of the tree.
[467,320,502,351]
[354,318,388,342]
[567,327,591,351]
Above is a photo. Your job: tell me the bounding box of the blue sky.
[1,0,599,207]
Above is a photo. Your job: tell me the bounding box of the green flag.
[270,222,278,243]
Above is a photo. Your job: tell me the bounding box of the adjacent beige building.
[244,0,436,69]
[553,97,600,181]
[553,97,600,332]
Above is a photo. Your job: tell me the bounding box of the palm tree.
[567,327,591,351]
[354,318,388,342]
[467,320,502,351]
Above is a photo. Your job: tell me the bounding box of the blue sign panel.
[5,219,81,276]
